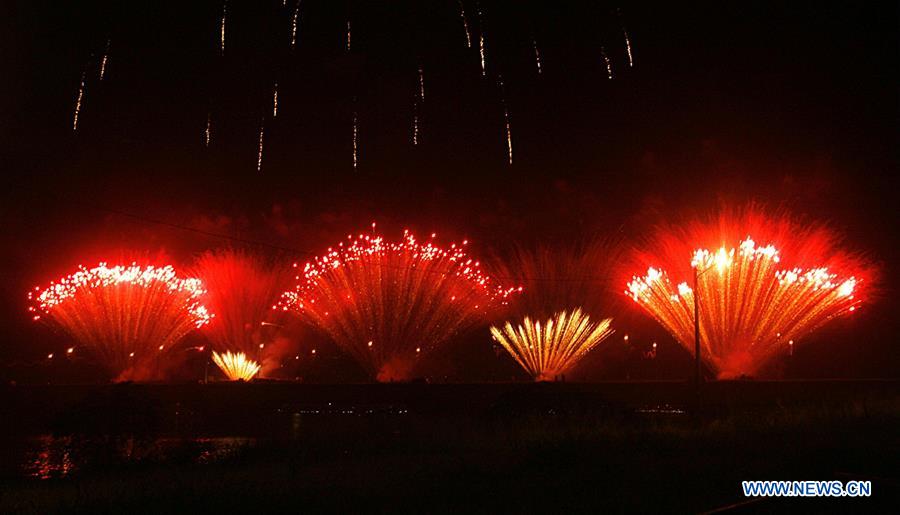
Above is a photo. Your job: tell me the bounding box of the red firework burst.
[280,229,520,381]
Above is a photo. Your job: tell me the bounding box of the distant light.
[67,347,74,354]
[158,345,164,351]
[311,349,316,355]
[415,347,421,353]
[652,342,657,349]
[259,343,265,349]
[788,340,794,345]
[47,353,54,359]
[623,334,629,342]
[367,340,373,348]
[129,352,135,358]
[295,355,300,360]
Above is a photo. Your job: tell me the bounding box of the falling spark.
[204,112,211,146]
[220,2,227,55]
[346,20,351,52]
[352,109,359,169]
[479,32,487,76]
[458,1,472,48]
[503,107,512,164]
[417,66,425,103]
[600,46,613,79]
[618,9,634,67]
[272,82,279,117]
[532,37,542,74]
[290,0,300,49]
[28,263,210,380]
[412,113,419,146]
[72,72,85,132]
[99,39,110,80]
[625,213,870,378]
[212,351,261,381]
[279,230,520,381]
[491,309,614,381]
[256,119,265,172]
[498,76,512,164]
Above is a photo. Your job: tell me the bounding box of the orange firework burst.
[193,249,290,377]
[625,210,870,378]
[211,350,261,381]
[280,229,520,381]
[28,263,211,381]
[490,308,614,381]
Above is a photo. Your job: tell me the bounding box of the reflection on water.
[23,436,257,480]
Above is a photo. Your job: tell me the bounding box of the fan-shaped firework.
[28,263,211,380]
[212,350,261,381]
[490,308,614,381]
[280,230,520,381]
[625,211,868,378]
[193,249,290,377]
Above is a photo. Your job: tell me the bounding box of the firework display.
[212,350,261,381]
[494,240,616,320]
[491,308,614,381]
[29,263,211,380]
[626,213,867,378]
[193,250,289,375]
[280,230,520,381]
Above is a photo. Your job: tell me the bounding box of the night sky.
[2,1,897,379]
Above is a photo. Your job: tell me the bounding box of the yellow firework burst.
[212,351,260,381]
[490,308,614,381]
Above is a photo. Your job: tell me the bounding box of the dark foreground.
[1,381,898,513]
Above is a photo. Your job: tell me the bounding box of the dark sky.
[1,1,897,379]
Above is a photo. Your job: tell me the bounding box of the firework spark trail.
[417,65,425,103]
[279,230,520,381]
[220,1,227,55]
[533,37,542,74]
[346,20,351,52]
[601,46,613,79]
[204,112,211,146]
[458,1,472,48]
[72,72,86,132]
[28,263,210,380]
[272,82,279,117]
[412,112,419,146]
[618,9,634,67]
[626,216,867,378]
[99,39,110,80]
[257,119,265,172]
[212,351,261,380]
[491,309,614,381]
[352,109,359,169]
[498,76,512,164]
[290,0,300,49]
[479,32,487,76]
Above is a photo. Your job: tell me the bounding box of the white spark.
[417,66,425,103]
[504,107,512,165]
[290,1,300,49]
[220,2,227,55]
[99,39,110,80]
[272,82,279,117]
[533,37,542,74]
[479,33,486,76]
[205,113,211,146]
[257,119,265,172]
[346,20,351,52]
[352,110,359,169]
[412,113,419,146]
[623,28,634,67]
[601,46,613,79]
[458,1,471,48]
[72,72,85,132]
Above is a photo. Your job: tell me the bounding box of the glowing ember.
[256,118,265,172]
[219,1,227,55]
[280,229,519,381]
[491,308,614,381]
[194,250,290,365]
[457,0,471,48]
[212,351,260,381]
[72,72,85,132]
[625,214,868,378]
[533,37,542,74]
[290,0,300,49]
[28,263,210,380]
[600,46,613,79]
[99,39,110,80]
